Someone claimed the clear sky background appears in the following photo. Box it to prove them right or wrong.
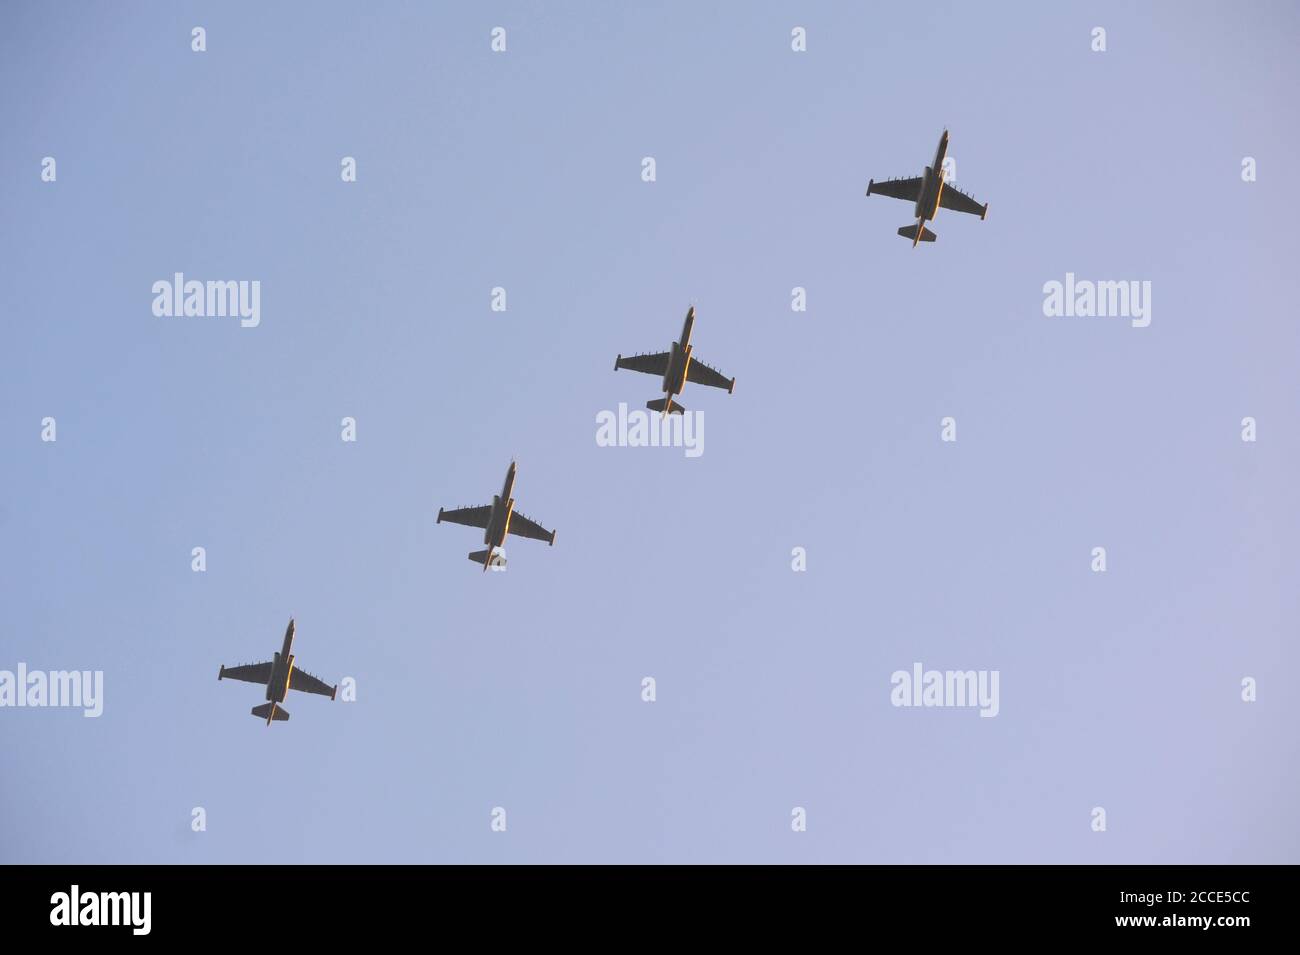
[2,1,1297,863]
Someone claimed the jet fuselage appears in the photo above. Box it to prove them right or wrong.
[914,130,950,222]
[661,307,696,398]
[265,619,296,703]
[483,462,517,548]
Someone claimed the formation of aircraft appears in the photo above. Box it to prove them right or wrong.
[219,129,988,723]
[866,129,988,247]
[615,305,735,416]
[437,459,556,571]
[218,618,337,726]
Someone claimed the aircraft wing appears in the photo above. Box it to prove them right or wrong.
[867,176,922,202]
[685,359,734,392]
[508,511,555,545]
[438,505,493,529]
[220,662,272,684]
[939,184,987,217]
[615,352,669,377]
[289,667,336,699]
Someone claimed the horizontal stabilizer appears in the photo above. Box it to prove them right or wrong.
[647,397,685,415]
[897,224,937,243]
[251,702,289,722]
[468,549,506,568]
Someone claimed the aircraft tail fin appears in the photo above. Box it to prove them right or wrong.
[897,223,937,245]
[469,549,506,570]
[647,397,685,415]
[251,702,289,724]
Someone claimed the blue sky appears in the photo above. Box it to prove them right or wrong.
[1,1,1297,863]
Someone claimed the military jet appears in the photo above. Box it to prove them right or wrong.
[217,617,337,725]
[866,129,988,247]
[614,306,735,415]
[438,460,556,571]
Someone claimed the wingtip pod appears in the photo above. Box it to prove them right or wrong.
[728,377,736,395]
[614,354,622,371]
[437,507,444,524]
[331,684,338,701]
[549,529,557,547]
[866,178,874,196]
[218,665,225,681]
[981,203,988,221]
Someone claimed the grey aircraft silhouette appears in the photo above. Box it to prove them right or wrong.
[218,617,337,725]
[614,305,735,415]
[866,129,988,246]
[438,460,556,571]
